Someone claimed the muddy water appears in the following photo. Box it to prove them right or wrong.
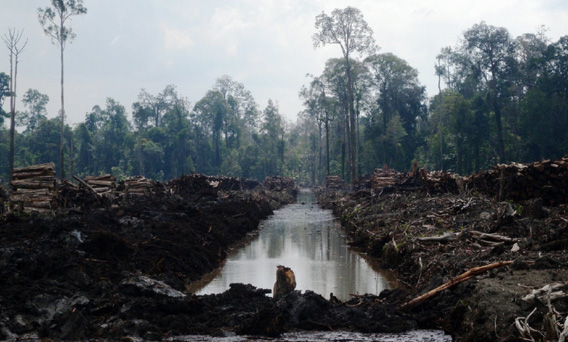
[194,189,397,301]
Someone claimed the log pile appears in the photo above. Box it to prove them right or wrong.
[326,175,347,190]
[84,174,115,194]
[9,163,57,214]
[372,169,400,191]
[117,176,164,199]
[466,156,568,205]
[369,166,460,195]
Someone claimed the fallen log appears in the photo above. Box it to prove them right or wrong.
[85,180,115,187]
[73,175,101,198]
[402,260,513,310]
[84,174,113,181]
[415,231,461,242]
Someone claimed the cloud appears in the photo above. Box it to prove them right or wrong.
[160,24,194,52]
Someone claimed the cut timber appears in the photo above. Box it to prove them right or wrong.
[84,174,113,181]
[73,175,101,198]
[12,170,56,180]
[10,194,55,202]
[402,260,513,310]
[10,180,55,190]
[85,180,114,187]
[9,163,58,215]
[11,162,55,173]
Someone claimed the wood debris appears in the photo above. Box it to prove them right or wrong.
[402,260,513,310]
[466,156,568,205]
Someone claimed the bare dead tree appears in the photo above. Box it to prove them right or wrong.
[3,28,28,177]
[38,0,87,180]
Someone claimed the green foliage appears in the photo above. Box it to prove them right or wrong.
[3,11,567,185]
[17,89,49,132]
[0,72,9,125]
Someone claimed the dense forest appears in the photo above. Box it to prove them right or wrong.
[1,6,567,186]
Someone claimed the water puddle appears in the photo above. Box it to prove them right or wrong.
[193,189,397,301]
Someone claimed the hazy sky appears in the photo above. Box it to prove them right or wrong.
[1,0,567,126]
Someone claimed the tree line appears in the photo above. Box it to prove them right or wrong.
[0,78,288,183]
[297,8,568,184]
[1,5,567,186]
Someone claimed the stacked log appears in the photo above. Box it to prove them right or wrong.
[326,176,347,190]
[371,166,460,195]
[372,169,399,191]
[84,174,115,194]
[117,176,158,199]
[9,163,57,214]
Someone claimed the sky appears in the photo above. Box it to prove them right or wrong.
[1,0,567,127]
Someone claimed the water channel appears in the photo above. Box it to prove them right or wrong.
[195,189,396,300]
[189,189,452,341]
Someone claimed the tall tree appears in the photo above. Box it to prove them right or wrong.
[365,53,426,169]
[38,0,87,180]
[3,28,27,177]
[462,22,516,162]
[313,6,376,184]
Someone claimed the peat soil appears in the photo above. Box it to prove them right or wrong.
[316,162,568,341]
[1,161,567,341]
[0,175,305,340]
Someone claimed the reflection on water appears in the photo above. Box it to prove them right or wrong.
[195,189,393,301]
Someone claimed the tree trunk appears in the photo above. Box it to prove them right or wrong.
[8,46,14,176]
[325,109,330,176]
[59,35,65,180]
[318,118,322,184]
[345,58,357,186]
[493,92,505,163]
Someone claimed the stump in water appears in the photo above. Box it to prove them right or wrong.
[273,265,296,299]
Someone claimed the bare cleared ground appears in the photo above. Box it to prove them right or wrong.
[1,161,567,341]
[317,164,568,341]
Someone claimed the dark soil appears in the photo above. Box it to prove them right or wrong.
[316,177,568,341]
[0,176,300,340]
[1,167,568,341]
